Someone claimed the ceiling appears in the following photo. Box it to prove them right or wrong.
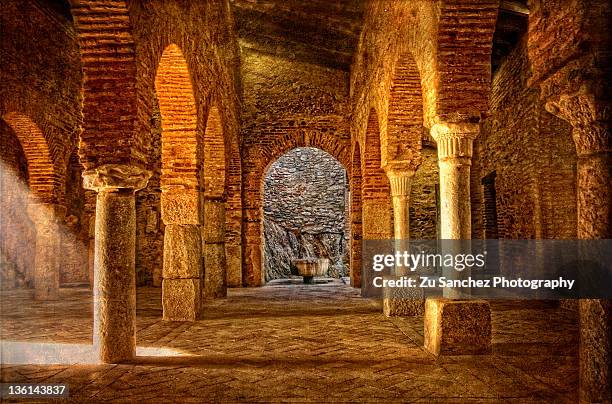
[37,0,73,21]
[230,0,364,71]
[492,0,529,72]
[37,0,528,77]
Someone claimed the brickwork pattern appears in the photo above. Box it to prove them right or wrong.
[472,39,576,240]
[240,48,351,286]
[0,285,579,402]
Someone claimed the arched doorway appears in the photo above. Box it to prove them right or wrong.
[262,147,349,284]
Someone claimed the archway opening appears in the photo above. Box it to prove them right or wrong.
[155,43,203,321]
[201,105,229,299]
[0,119,35,289]
[263,147,349,284]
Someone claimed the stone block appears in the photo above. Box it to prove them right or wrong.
[162,278,202,321]
[424,298,491,356]
[203,200,226,243]
[382,282,424,316]
[161,190,201,225]
[362,202,392,239]
[163,224,202,279]
[204,243,227,299]
[226,243,242,287]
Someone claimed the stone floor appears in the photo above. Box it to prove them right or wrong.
[1,280,578,403]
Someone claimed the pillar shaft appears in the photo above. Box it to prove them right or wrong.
[431,123,478,239]
[88,216,95,289]
[83,164,150,364]
[424,122,491,355]
[575,136,611,404]
[93,189,137,362]
[203,199,227,299]
[27,203,65,300]
[387,171,414,240]
[383,168,422,316]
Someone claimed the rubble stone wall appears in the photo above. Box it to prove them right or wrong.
[263,148,348,281]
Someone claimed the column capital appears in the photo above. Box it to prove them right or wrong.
[386,170,414,197]
[543,93,611,156]
[431,122,479,160]
[83,164,151,192]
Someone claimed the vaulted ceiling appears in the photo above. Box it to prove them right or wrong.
[230,0,364,71]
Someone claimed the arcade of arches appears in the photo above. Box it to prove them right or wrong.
[0,0,610,402]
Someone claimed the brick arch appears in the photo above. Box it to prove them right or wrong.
[350,142,363,287]
[224,116,243,287]
[362,108,393,240]
[387,51,424,160]
[155,43,200,191]
[242,132,350,286]
[259,132,350,176]
[203,105,226,199]
[69,0,144,170]
[2,112,62,204]
[435,1,498,121]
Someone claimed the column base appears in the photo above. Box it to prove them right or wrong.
[382,286,424,316]
[162,279,202,321]
[383,298,424,316]
[424,298,491,356]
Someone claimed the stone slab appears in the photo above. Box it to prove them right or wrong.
[204,243,227,299]
[162,224,202,279]
[162,278,202,321]
[424,298,492,356]
[203,200,226,243]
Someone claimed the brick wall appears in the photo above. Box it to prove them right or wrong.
[1,1,86,288]
[126,0,242,286]
[241,48,351,286]
[472,39,576,240]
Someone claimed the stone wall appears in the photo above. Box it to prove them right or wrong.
[61,151,89,285]
[136,100,163,286]
[263,148,348,281]
[410,146,438,239]
[472,39,576,240]
[240,47,351,286]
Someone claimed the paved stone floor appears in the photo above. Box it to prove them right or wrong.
[1,280,578,403]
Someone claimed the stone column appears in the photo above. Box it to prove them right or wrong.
[383,168,424,316]
[161,189,203,321]
[27,203,65,300]
[424,122,492,356]
[432,123,477,240]
[388,169,414,240]
[87,216,95,289]
[83,164,150,363]
[571,123,610,404]
[243,206,264,286]
[203,199,227,299]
